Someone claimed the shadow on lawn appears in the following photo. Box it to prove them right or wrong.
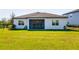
[8,29,79,32]
[28,29,79,32]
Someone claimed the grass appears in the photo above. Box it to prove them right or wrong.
[0,28,79,50]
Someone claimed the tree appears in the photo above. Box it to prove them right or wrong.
[1,18,6,28]
[10,12,15,25]
[0,20,3,28]
[8,12,16,29]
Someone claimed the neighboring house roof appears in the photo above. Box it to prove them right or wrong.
[14,12,67,19]
[63,9,79,15]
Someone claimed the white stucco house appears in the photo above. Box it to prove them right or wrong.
[13,12,68,30]
[63,9,79,26]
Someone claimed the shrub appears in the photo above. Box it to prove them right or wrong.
[8,24,16,30]
[64,26,67,30]
[8,25,12,30]
[24,25,27,29]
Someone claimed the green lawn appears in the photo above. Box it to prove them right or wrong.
[0,29,79,50]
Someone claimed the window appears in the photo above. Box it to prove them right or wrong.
[18,20,24,25]
[52,20,59,26]
[56,20,59,25]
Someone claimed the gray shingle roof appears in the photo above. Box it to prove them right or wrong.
[14,12,67,19]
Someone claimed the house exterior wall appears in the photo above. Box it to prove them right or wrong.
[13,18,67,29]
[64,12,79,25]
[45,18,67,29]
[13,19,29,29]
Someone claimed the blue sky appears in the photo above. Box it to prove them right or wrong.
[0,9,73,20]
